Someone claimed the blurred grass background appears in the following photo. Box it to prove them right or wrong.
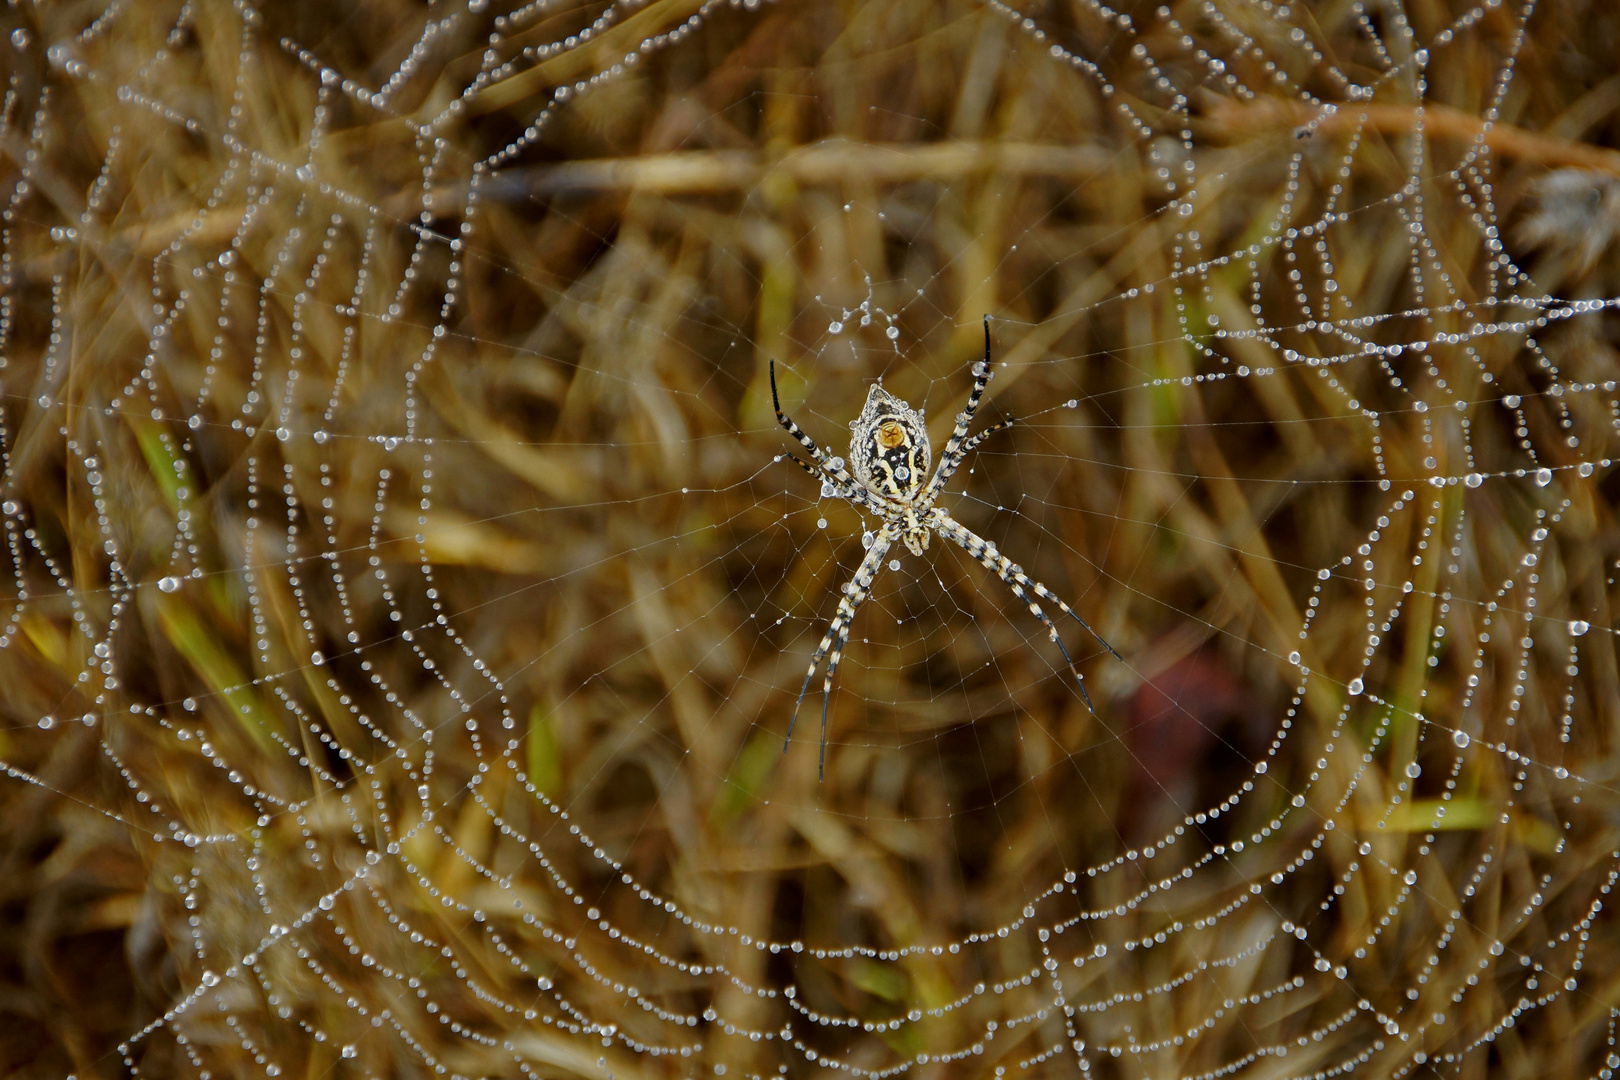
[2,0,1620,1077]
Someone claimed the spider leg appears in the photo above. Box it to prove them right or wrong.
[783,451,822,479]
[931,510,1119,713]
[770,360,861,485]
[787,524,896,780]
[923,315,1000,501]
[928,416,1014,493]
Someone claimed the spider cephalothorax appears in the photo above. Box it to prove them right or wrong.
[769,316,1121,779]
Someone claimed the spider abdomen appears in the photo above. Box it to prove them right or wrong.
[849,384,930,500]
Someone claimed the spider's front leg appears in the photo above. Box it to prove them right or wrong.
[923,315,1009,501]
[787,522,896,780]
[930,509,1120,713]
[771,359,858,487]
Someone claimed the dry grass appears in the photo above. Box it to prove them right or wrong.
[2,1,1620,1078]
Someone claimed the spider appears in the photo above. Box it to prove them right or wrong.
[771,316,1120,779]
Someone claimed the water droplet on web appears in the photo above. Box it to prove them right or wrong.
[201,970,220,987]
[1554,766,1569,779]
[1318,567,1331,580]
[888,559,900,571]
[1569,620,1590,636]
[820,480,836,498]
[1405,762,1421,779]
[1454,730,1471,749]
[158,575,181,593]
[1464,472,1482,487]
[816,517,827,529]
[38,715,55,730]
[313,429,329,444]
[340,1046,357,1059]
[1535,468,1552,487]
[885,326,899,340]
[11,28,29,50]
[1503,394,1521,408]
[829,321,843,334]
[2,500,17,516]
[1347,677,1363,696]
[1288,651,1301,665]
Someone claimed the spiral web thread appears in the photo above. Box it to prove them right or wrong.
[2,0,1620,1078]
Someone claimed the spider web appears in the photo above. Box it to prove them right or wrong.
[2,0,1620,1078]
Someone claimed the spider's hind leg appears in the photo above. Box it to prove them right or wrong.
[931,510,1118,713]
[785,525,895,780]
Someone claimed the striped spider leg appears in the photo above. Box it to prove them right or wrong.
[786,522,895,780]
[920,315,1013,503]
[769,317,1119,779]
[927,508,1120,713]
[770,359,875,513]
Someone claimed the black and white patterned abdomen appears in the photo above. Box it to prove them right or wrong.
[848,384,930,501]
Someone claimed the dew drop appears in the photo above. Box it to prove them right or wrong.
[820,480,836,498]
[158,576,181,593]
[1535,468,1552,487]
[1347,677,1364,696]
[10,28,28,50]
[1569,620,1590,636]
[37,715,55,730]
[1503,394,1521,408]
[276,426,291,441]
[1453,730,1470,749]
[1288,651,1301,665]
[816,517,828,529]
[1464,472,1483,488]
[313,430,329,444]
[1405,762,1421,779]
